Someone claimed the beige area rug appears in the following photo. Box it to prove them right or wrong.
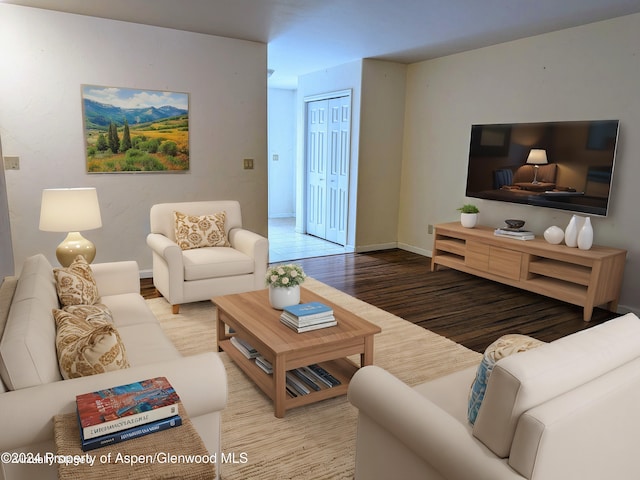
[148,278,482,480]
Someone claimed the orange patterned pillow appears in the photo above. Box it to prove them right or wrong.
[174,210,230,250]
[53,255,99,306]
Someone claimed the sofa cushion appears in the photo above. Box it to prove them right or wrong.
[53,255,99,306]
[54,308,129,379]
[174,210,230,250]
[101,293,160,328]
[182,247,254,281]
[116,323,181,366]
[0,254,62,390]
[473,313,640,458]
[468,334,544,424]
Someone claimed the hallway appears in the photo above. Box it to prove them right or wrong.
[268,217,348,264]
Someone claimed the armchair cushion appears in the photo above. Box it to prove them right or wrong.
[182,247,254,281]
[174,210,230,250]
[53,255,100,306]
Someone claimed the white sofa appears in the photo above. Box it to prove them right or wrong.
[348,313,640,480]
[0,254,227,480]
[147,200,268,313]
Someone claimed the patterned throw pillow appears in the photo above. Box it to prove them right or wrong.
[54,308,129,379]
[53,255,99,306]
[62,303,114,324]
[468,334,545,425]
[174,210,230,250]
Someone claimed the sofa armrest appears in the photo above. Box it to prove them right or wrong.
[348,366,522,480]
[91,261,140,296]
[0,352,226,452]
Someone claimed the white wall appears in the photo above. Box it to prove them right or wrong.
[399,13,640,313]
[267,88,296,218]
[357,60,406,251]
[0,4,267,275]
[0,137,14,279]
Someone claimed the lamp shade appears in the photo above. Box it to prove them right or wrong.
[39,188,102,232]
[526,149,548,165]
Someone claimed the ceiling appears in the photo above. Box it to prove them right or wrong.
[5,0,640,88]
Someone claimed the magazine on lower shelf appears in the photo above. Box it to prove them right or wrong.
[254,357,341,391]
[76,377,180,440]
[230,336,259,359]
[79,414,182,451]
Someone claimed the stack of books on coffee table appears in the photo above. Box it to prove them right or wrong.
[75,376,181,451]
[280,302,337,333]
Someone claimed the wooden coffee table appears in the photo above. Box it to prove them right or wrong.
[213,287,381,418]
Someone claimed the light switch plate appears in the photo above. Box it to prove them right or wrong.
[3,156,19,170]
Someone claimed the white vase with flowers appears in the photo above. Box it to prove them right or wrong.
[265,263,306,310]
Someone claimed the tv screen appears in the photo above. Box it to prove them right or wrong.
[465,120,619,216]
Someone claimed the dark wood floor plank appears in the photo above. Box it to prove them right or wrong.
[142,249,620,353]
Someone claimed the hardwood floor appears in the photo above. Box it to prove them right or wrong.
[142,249,620,353]
[293,250,618,353]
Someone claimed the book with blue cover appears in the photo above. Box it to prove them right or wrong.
[79,414,182,451]
[283,302,333,320]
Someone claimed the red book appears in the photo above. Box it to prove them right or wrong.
[76,377,180,440]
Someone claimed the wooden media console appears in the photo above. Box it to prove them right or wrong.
[431,222,626,321]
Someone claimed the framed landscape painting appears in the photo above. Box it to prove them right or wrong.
[82,85,189,173]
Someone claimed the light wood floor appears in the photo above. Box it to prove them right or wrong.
[142,249,619,353]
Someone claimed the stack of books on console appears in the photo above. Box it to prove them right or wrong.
[494,228,535,241]
[75,376,181,451]
[280,302,337,333]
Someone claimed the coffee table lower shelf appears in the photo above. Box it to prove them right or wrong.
[220,338,359,416]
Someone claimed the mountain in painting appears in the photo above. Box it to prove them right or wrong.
[83,98,187,129]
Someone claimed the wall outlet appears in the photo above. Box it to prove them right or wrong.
[428,224,433,234]
[243,158,254,170]
[3,156,19,170]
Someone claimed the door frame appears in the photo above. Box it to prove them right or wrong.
[302,89,352,243]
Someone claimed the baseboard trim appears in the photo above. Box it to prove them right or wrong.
[397,243,431,258]
[139,269,153,279]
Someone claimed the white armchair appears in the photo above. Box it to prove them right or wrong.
[348,313,640,480]
[146,200,268,313]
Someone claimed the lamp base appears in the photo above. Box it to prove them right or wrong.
[531,165,540,184]
[56,232,96,267]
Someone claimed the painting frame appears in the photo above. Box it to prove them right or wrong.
[81,85,190,173]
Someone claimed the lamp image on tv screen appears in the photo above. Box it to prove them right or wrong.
[464,120,620,216]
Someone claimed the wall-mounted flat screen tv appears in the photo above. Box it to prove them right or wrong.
[465,120,619,216]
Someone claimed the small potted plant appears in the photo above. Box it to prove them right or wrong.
[457,204,479,228]
[265,263,307,309]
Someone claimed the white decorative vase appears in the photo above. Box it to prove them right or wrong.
[564,215,585,248]
[543,226,564,244]
[460,213,478,228]
[269,285,300,310]
[577,217,594,250]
